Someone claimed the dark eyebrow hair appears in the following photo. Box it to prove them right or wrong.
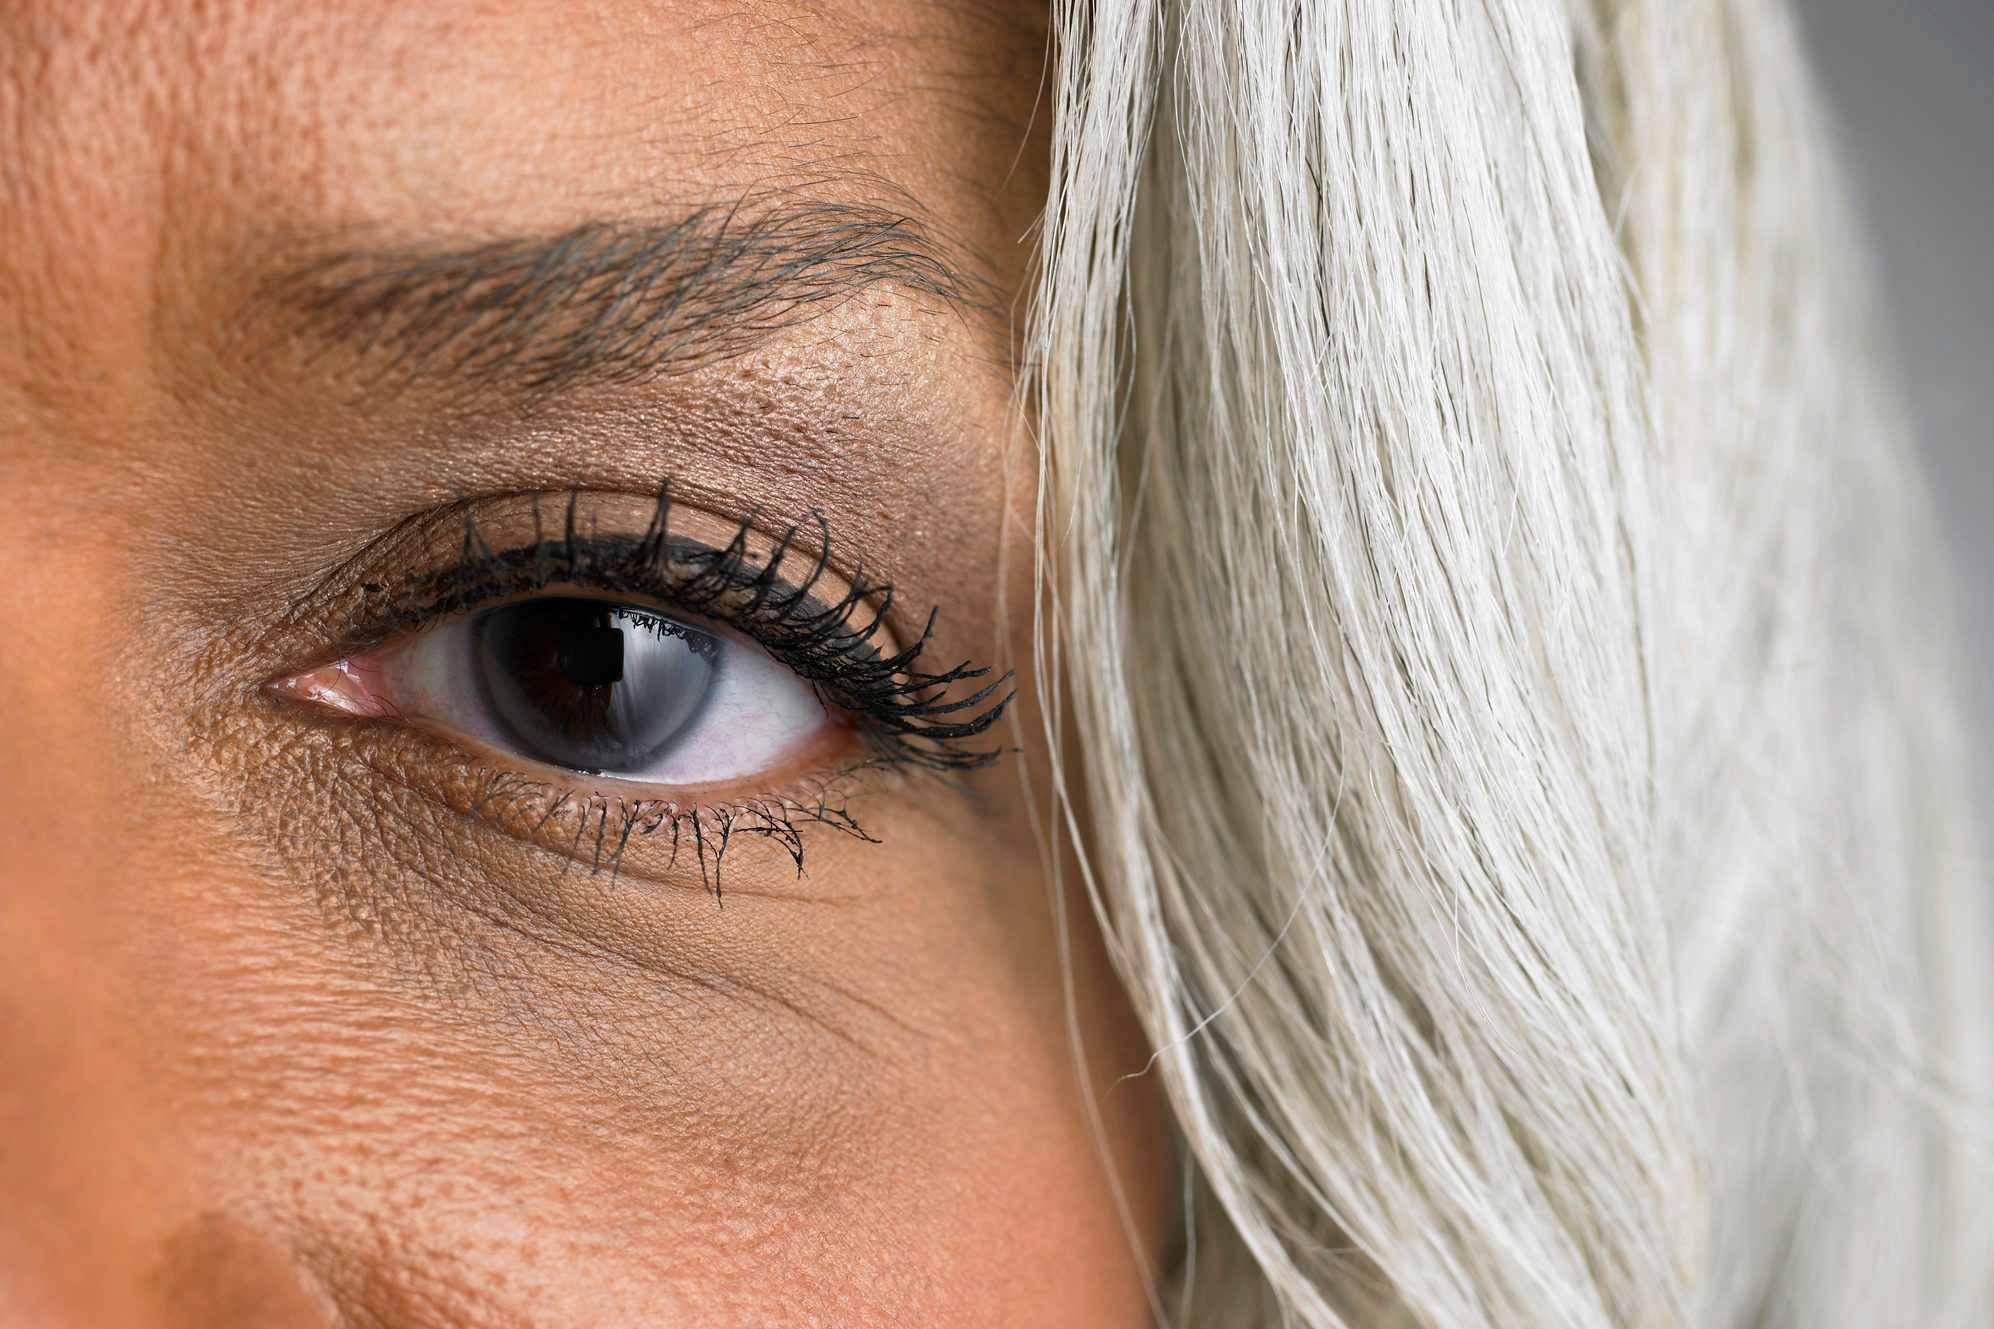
[250,200,987,401]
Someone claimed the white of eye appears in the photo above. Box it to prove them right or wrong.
[371,597,832,786]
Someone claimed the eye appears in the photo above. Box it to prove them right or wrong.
[294,596,836,786]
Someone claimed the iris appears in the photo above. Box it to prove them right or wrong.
[472,600,719,774]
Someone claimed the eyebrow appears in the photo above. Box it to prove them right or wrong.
[245,200,986,403]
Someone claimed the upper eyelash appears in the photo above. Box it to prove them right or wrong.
[345,482,1015,774]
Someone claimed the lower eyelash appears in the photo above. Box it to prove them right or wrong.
[395,732,899,901]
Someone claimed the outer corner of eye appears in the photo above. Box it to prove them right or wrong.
[265,657,397,720]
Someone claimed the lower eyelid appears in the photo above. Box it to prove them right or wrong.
[308,703,889,891]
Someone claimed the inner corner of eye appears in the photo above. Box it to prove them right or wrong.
[267,657,396,720]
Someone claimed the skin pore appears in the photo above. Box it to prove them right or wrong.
[0,2,1171,1325]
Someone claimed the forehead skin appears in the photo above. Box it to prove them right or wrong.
[0,4,1169,1327]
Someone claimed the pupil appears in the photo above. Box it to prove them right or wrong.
[557,623,624,687]
[470,598,719,774]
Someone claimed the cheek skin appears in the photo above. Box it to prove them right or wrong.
[3,550,1167,1328]
[0,535,197,1325]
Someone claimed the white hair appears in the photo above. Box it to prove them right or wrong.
[1029,1,1994,1325]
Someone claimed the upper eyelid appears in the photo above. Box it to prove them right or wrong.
[347,530,894,668]
[337,492,872,639]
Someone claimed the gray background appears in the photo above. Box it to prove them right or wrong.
[1797,0,1992,835]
